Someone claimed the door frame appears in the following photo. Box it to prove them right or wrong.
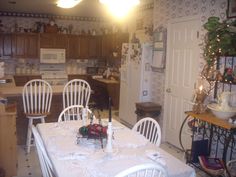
[162,15,201,143]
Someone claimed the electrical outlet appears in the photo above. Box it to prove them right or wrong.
[143,90,148,96]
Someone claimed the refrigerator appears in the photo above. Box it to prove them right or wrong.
[119,43,153,127]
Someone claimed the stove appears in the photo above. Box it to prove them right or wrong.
[40,64,68,85]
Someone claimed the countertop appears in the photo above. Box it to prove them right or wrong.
[0,85,64,97]
[0,76,119,97]
[92,78,119,84]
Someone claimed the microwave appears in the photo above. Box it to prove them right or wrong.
[40,48,66,63]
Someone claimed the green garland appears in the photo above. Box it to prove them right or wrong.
[203,17,236,66]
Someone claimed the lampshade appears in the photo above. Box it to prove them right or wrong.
[57,0,82,8]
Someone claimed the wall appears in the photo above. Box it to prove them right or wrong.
[126,0,154,43]
[151,0,228,129]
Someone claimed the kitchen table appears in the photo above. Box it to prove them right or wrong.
[37,120,196,177]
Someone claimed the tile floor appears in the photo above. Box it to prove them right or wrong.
[15,110,210,177]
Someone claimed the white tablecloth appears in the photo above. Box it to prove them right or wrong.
[37,120,196,177]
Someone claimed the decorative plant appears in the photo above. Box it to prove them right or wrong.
[200,17,236,96]
[203,17,236,66]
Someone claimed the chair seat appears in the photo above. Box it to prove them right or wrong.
[26,112,50,118]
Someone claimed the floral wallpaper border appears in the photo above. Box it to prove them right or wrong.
[138,2,154,11]
[0,11,105,22]
[0,2,154,22]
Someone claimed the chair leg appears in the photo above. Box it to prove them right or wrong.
[41,117,45,123]
[26,118,33,154]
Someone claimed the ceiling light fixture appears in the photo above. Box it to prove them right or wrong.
[57,0,82,8]
[99,0,140,18]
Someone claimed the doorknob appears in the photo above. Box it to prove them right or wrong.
[166,88,171,93]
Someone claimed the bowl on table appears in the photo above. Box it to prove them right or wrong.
[207,103,236,120]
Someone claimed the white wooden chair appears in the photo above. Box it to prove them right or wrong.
[114,163,168,177]
[63,79,91,109]
[58,105,95,122]
[132,117,161,147]
[22,79,52,153]
[31,125,56,177]
[226,159,236,177]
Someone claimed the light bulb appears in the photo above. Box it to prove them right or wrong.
[57,0,82,8]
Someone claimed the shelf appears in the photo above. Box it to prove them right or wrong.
[185,111,236,130]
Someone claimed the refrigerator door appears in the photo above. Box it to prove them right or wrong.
[119,43,130,123]
[119,43,153,127]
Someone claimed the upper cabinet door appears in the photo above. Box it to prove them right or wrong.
[12,33,39,59]
[0,33,12,58]
[68,35,80,59]
[13,34,25,57]
[40,33,54,48]
[54,34,68,49]
[101,34,112,60]
[40,33,68,50]
[79,35,89,59]
[26,34,39,58]
[89,36,101,59]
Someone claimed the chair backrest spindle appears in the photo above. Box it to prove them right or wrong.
[132,117,161,147]
[23,79,52,116]
[58,105,95,122]
[63,79,91,109]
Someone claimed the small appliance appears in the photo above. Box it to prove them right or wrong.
[40,48,66,64]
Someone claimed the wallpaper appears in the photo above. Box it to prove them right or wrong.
[151,0,228,127]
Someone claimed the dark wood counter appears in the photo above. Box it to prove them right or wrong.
[91,78,120,110]
[0,104,17,177]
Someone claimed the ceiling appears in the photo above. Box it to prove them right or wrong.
[0,0,108,18]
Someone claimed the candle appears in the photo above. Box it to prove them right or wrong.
[109,97,112,122]
[199,85,203,94]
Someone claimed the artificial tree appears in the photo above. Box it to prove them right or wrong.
[200,17,236,95]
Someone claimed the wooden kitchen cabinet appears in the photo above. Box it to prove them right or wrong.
[0,33,12,58]
[68,35,101,59]
[101,34,112,60]
[79,35,90,58]
[91,78,120,109]
[101,33,129,60]
[14,75,42,86]
[112,33,129,59]
[89,35,101,59]
[68,34,80,59]
[0,104,17,177]
[40,33,68,50]
[54,34,68,49]
[12,33,39,59]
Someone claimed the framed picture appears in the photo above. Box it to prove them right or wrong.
[227,0,236,18]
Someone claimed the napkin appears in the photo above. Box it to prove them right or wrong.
[58,152,89,160]
[145,149,166,166]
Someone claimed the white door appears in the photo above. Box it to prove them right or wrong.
[163,16,200,149]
